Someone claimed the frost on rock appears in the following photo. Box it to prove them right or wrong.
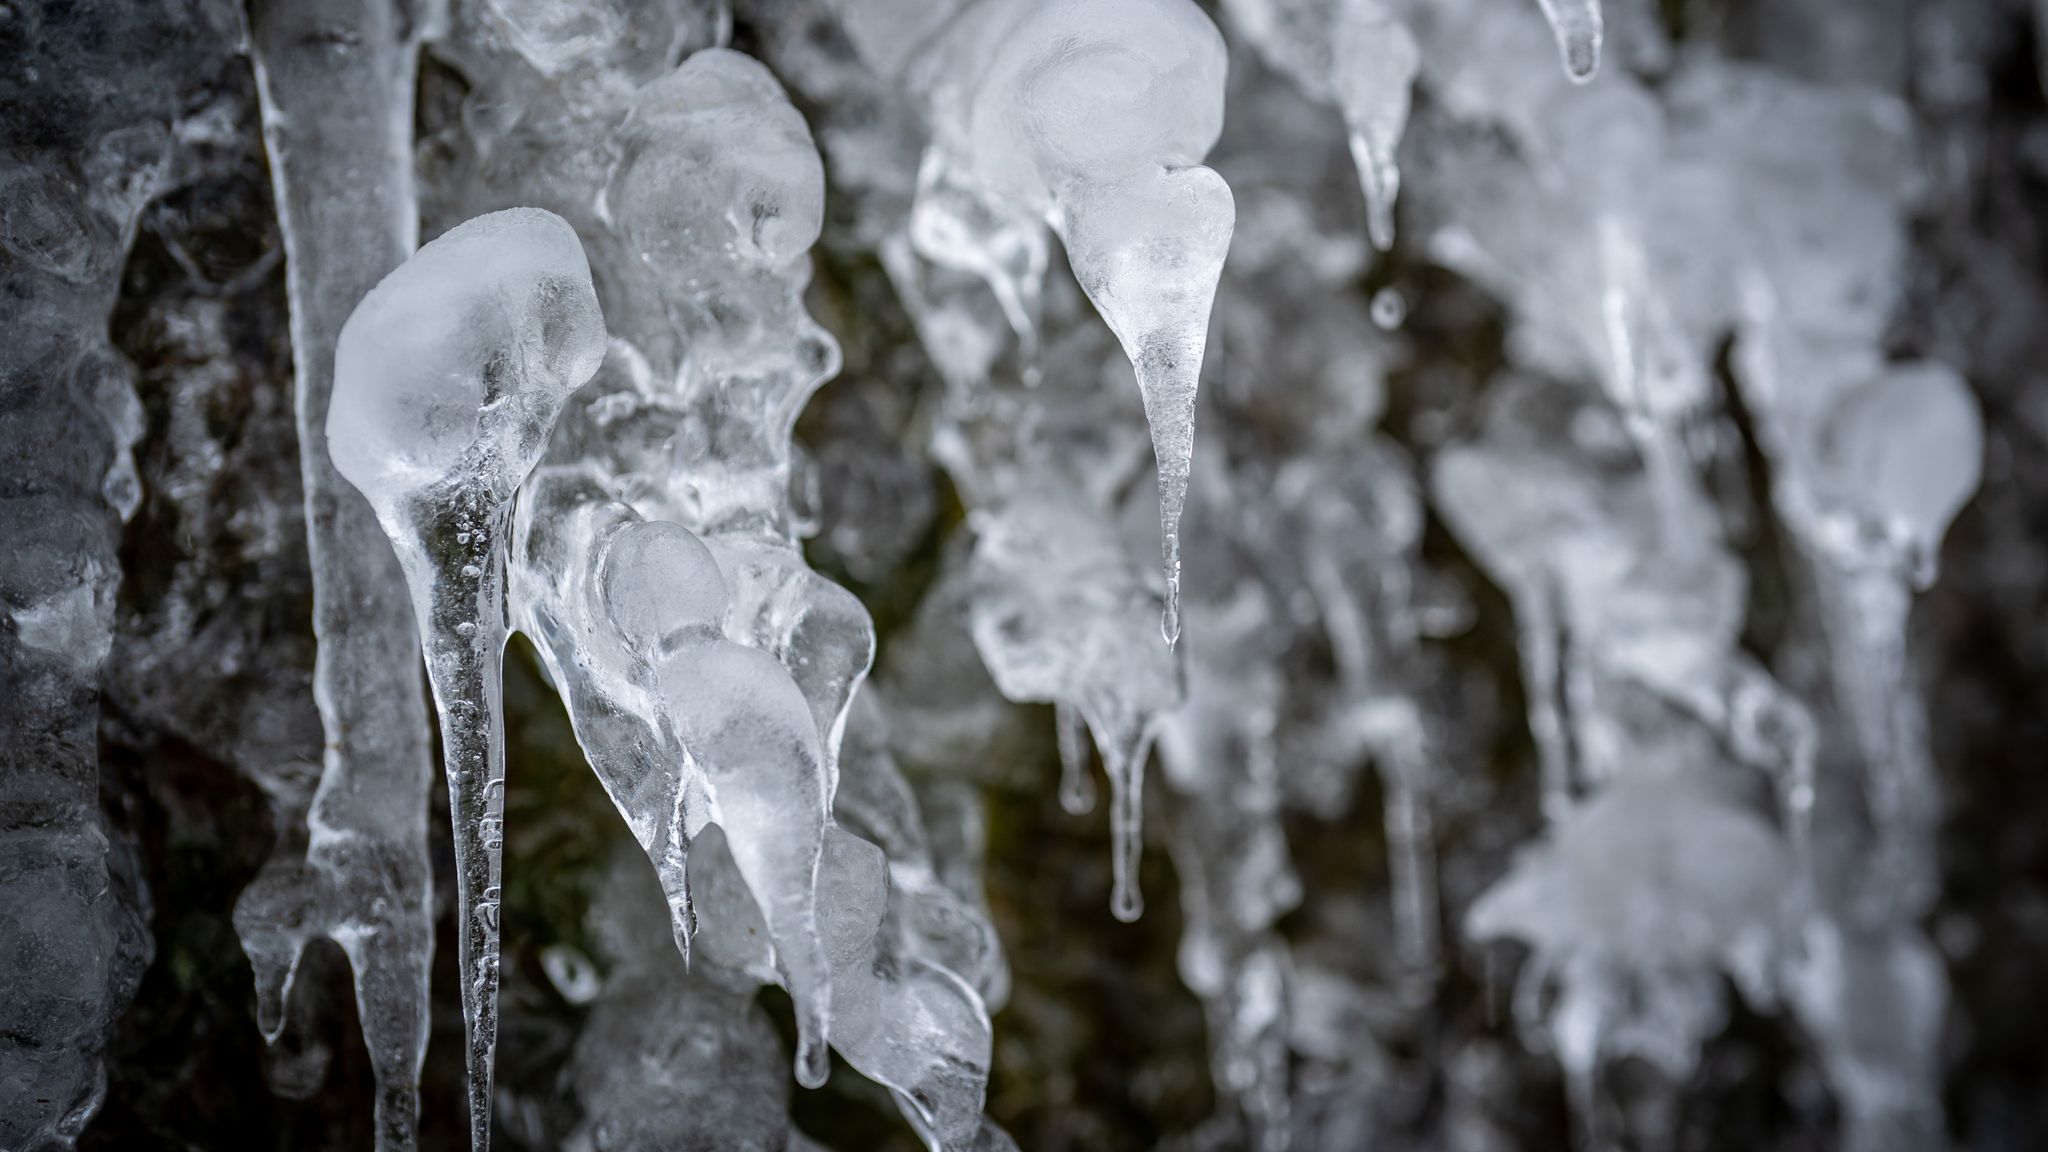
[0,0,235,1143]
[328,206,607,1149]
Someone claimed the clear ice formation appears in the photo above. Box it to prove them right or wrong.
[875,0,1239,648]
[1220,0,1420,250]
[10,0,2014,1149]
[1467,772,1795,1133]
[328,206,608,1150]
[419,21,1008,1145]
[231,2,444,1147]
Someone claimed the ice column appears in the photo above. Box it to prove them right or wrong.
[232,3,444,1147]
[327,207,606,1151]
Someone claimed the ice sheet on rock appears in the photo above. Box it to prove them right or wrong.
[329,206,606,1150]
[0,0,234,1141]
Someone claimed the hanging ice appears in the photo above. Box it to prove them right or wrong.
[1220,0,1420,250]
[327,206,607,1151]
[232,2,445,1147]
[1468,772,1795,1136]
[904,0,1238,646]
[1533,0,1603,82]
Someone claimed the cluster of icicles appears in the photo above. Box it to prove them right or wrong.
[218,0,1986,1150]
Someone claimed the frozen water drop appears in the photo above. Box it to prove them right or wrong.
[1371,287,1407,330]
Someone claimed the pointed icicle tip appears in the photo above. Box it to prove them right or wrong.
[1537,0,1604,83]
[796,1032,832,1090]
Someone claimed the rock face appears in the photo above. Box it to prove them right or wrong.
[8,2,2048,1152]
[1,1,240,1145]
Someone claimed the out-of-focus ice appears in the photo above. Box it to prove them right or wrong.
[875,0,1238,647]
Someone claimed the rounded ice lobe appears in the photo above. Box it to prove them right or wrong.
[952,0,1228,208]
[1815,362,1983,574]
[609,49,827,277]
[600,519,730,654]
[328,208,606,511]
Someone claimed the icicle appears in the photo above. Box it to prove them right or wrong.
[1332,0,1420,251]
[908,0,1237,649]
[603,520,838,1089]
[236,1,444,1146]
[1086,711,1156,922]
[1058,165,1234,650]
[1534,0,1604,83]
[327,208,606,1150]
[1055,702,1098,815]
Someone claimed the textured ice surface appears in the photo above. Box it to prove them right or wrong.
[0,0,236,1142]
[232,3,444,1146]
[10,1,2022,1149]
[898,0,1238,647]
[330,206,606,1150]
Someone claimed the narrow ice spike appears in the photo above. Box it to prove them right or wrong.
[328,207,606,1151]
[236,1,443,1145]
[1086,711,1156,922]
[1055,702,1098,815]
[1332,0,1421,251]
[1058,167,1235,650]
[1535,0,1604,82]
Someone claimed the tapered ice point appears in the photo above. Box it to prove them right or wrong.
[1060,167,1234,652]
[602,520,836,1091]
[1536,0,1604,83]
[329,207,606,1152]
[1087,712,1155,923]
[921,0,1235,651]
[1055,702,1098,815]
[1332,0,1420,251]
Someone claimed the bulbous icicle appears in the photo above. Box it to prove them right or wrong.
[329,208,607,1151]
[1535,0,1604,82]
[941,0,1236,649]
[1331,0,1420,251]
[1059,166,1235,647]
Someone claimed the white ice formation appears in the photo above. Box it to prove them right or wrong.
[5,0,2014,1150]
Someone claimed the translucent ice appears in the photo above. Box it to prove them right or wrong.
[1222,0,1420,249]
[329,206,606,1150]
[907,0,1238,646]
[1533,0,1603,82]
[234,2,445,1145]
[1469,773,1794,1130]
